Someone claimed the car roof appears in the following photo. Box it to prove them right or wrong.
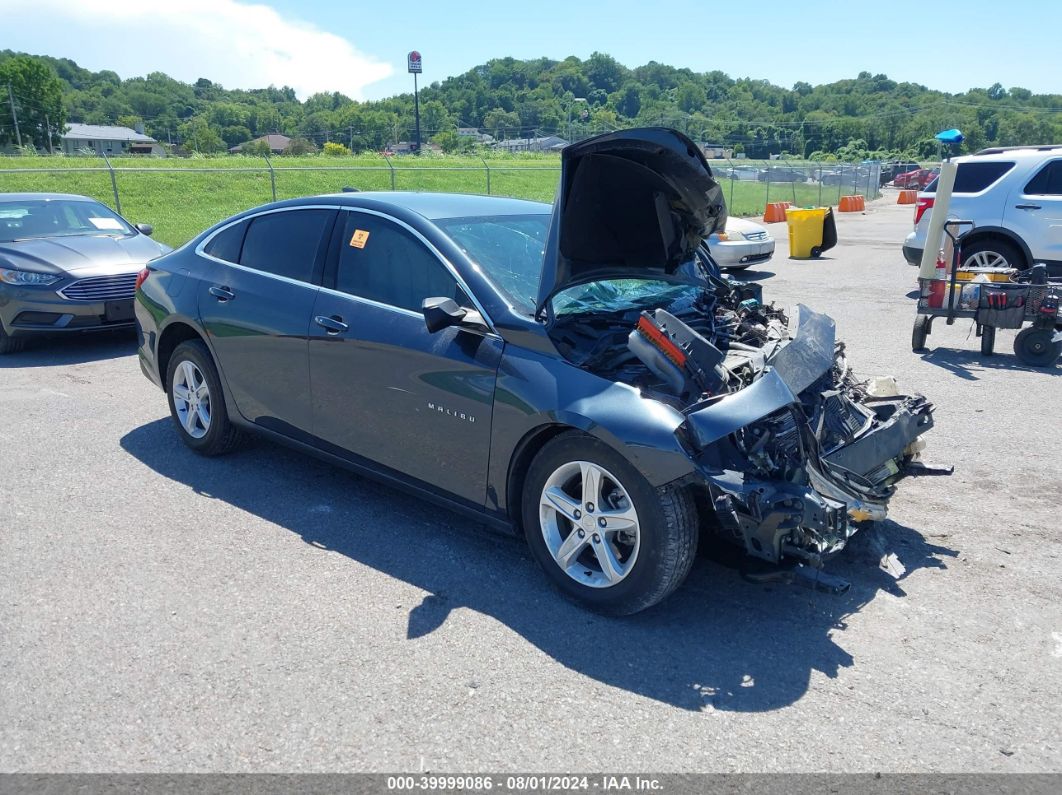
[311,191,552,220]
[0,193,102,202]
[958,147,1062,163]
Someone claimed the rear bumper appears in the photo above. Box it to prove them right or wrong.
[0,283,136,337]
[902,244,923,266]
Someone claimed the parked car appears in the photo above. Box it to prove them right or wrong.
[136,128,935,615]
[723,165,762,181]
[0,193,170,354]
[706,217,775,270]
[758,166,807,183]
[893,168,938,190]
[903,145,1062,276]
[819,167,872,187]
[880,160,922,186]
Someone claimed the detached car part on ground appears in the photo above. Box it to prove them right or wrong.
[136,128,937,615]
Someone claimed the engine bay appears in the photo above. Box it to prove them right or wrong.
[546,258,936,566]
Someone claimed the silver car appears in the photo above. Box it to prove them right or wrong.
[706,217,776,270]
[0,193,170,353]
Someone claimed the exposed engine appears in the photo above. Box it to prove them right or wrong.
[548,267,936,567]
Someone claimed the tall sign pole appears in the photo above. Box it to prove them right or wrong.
[408,50,422,154]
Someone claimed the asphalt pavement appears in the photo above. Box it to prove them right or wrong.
[1,195,1060,772]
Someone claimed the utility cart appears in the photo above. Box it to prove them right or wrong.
[912,220,1062,367]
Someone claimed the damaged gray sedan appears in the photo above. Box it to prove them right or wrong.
[137,127,935,615]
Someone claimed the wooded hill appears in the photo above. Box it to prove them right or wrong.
[2,49,1060,158]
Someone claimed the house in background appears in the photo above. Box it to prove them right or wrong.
[700,143,733,159]
[492,135,568,153]
[228,134,291,154]
[456,127,494,145]
[61,123,164,156]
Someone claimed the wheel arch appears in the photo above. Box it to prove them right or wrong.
[960,227,1032,268]
[500,413,698,528]
[505,423,576,531]
[157,320,208,389]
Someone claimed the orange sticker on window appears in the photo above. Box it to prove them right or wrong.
[350,229,370,248]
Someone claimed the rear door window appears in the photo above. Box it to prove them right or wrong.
[240,209,336,283]
[922,161,1014,194]
[1023,160,1062,195]
[203,220,248,263]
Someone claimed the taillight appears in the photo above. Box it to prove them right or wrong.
[914,197,934,226]
[135,267,151,291]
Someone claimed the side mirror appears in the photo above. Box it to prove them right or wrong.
[422,297,467,333]
[135,223,154,236]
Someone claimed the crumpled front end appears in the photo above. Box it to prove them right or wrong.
[684,305,934,565]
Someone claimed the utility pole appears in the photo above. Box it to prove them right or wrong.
[7,84,22,148]
[44,113,53,154]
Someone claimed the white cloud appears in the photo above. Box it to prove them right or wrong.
[0,0,393,100]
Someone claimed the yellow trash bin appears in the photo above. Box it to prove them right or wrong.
[786,207,837,259]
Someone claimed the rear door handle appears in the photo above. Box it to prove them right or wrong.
[314,315,348,334]
[209,285,235,301]
[1014,204,1042,210]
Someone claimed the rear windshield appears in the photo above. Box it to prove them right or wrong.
[923,161,1015,194]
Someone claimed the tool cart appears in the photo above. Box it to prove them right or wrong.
[912,220,1062,366]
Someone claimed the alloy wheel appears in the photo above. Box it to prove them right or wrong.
[171,360,212,439]
[964,250,1009,269]
[538,460,641,588]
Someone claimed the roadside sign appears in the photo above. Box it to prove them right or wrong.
[407,51,422,74]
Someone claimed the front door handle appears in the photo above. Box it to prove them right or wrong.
[1015,204,1042,210]
[314,314,348,334]
[209,285,235,301]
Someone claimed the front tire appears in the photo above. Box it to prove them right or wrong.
[521,433,698,615]
[0,324,25,355]
[166,339,244,455]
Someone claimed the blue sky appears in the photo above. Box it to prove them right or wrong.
[2,0,1059,101]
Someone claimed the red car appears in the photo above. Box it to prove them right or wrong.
[893,168,938,189]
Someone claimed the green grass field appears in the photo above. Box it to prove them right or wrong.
[0,154,876,247]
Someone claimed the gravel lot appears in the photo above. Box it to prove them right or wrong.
[1,196,1059,773]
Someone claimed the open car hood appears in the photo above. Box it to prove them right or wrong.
[537,128,727,314]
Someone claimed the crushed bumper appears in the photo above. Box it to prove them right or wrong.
[683,304,936,565]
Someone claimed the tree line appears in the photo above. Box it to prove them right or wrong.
[2,49,1060,158]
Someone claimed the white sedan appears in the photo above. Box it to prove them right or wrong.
[706,217,775,270]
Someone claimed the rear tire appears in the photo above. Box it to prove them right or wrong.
[0,324,25,355]
[166,339,244,455]
[521,432,698,615]
[961,238,1024,271]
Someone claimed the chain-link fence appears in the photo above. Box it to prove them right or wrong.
[708,159,883,212]
[0,154,883,247]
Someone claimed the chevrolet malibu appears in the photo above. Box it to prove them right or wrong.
[136,129,935,614]
[0,193,170,353]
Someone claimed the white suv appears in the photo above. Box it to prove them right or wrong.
[903,146,1062,276]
